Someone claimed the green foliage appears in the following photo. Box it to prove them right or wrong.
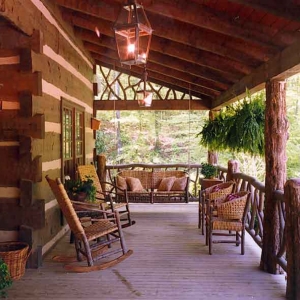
[200,163,218,179]
[0,259,12,298]
[198,91,265,156]
[64,176,97,202]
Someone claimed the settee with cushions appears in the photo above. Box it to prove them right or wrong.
[114,170,190,203]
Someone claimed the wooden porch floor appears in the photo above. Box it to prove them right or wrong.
[7,204,286,300]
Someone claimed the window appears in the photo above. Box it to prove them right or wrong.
[61,99,85,180]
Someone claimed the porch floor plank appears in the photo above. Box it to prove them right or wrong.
[7,203,286,300]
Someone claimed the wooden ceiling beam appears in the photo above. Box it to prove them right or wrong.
[56,0,291,50]
[94,99,209,111]
[82,37,233,88]
[226,0,300,23]
[59,6,270,65]
[213,37,300,109]
[139,0,295,48]
[84,42,228,97]
[92,53,216,99]
[146,12,277,62]
[75,28,244,85]
[74,26,252,76]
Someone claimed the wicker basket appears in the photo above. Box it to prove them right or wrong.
[0,242,31,280]
[217,191,249,220]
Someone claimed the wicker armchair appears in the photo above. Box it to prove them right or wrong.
[77,164,135,228]
[198,181,235,234]
[46,175,133,272]
[206,191,250,255]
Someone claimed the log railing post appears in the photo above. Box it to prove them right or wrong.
[285,179,300,300]
[96,154,107,191]
[261,79,288,274]
[227,160,240,182]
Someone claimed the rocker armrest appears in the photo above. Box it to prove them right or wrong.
[71,200,109,214]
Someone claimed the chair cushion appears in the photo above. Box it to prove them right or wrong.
[116,175,127,190]
[171,176,187,191]
[158,177,176,191]
[126,177,145,191]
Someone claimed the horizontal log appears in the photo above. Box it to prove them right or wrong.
[94,99,209,111]
[31,51,93,105]
[0,70,42,97]
[0,114,45,139]
[0,199,45,230]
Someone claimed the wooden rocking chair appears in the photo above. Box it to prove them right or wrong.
[46,175,133,272]
[77,164,135,228]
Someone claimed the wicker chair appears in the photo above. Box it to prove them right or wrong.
[46,175,133,272]
[77,164,135,228]
[206,191,250,255]
[198,181,235,234]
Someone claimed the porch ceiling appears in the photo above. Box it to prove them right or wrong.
[54,0,300,110]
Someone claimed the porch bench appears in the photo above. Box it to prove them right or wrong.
[115,170,189,203]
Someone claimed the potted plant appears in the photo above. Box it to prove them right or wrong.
[64,176,97,202]
[200,163,218,179]
[0,258,12,298]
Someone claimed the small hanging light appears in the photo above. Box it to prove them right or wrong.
[137,67,153,107]
[114,0,152,66]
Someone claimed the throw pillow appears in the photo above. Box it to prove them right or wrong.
[126,177,144,191]
[171,176,187,191]
[224,193,240,202]
[116,175,127,190]
[211,185,221,192]
[158,177,176,191]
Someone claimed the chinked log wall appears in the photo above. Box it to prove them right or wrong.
[0,0,94,267]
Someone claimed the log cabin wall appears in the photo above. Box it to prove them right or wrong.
[0,0,95,267]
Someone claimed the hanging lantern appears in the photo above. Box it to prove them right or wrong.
[137,67,153,107]
[114,0,152,65]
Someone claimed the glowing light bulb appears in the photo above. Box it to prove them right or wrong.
[128,43,135,53]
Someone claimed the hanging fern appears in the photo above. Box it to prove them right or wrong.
[198,91,265,156]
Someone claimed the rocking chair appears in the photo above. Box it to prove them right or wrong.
[77,164,135,228]
[46,175,133,272]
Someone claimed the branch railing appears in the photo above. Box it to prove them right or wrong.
[218,166,287,272]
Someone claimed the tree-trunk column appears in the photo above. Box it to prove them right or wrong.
[207,110,219,165]
[260,79,288,273]
[285,179,300,299]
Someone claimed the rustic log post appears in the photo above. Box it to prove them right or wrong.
[227,160,240,182]
[97,154,107,190]
[285,179,300,299]
[207,110,219,165]
[260,79,288,274]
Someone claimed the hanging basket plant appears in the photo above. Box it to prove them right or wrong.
[197,91,265,156]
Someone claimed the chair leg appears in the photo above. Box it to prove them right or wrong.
[115,211,128,254]
[74,239,83,262]
[82,238,94,266]
[236,231,240,246]
[208,226,212,255]
[241,229,245,255]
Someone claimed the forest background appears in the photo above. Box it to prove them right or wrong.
[95,73,300,182]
